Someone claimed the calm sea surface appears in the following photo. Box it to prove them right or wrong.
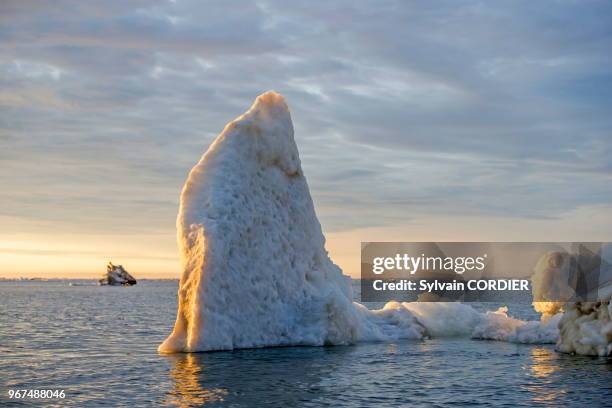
[0,280,610,407]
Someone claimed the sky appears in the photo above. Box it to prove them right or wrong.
[1,0,611,278]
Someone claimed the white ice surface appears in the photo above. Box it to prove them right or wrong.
[557,300,611,356]
[159,92,562,353]
[531,249,611,356]
[160,91,373,352]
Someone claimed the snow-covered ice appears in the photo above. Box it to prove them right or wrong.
[471,307,560,344]
[531,249,612,356]
[159,91,564,353]
[160,91,369,352]
[557,301,611,356]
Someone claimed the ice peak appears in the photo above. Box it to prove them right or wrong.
[222,91,298,176]
[240,90,290,125]
[253,90,287,110]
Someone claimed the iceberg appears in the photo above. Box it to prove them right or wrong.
[557,300,612,356]
[159,91,428,352]
[159,91,565,353]
[99,262,137,286]
[532,249,612,356]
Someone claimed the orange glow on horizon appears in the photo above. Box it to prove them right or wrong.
[0,234,181,279]
[2,204,612,279]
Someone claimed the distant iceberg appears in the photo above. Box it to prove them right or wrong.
[99,262,137,286]
[159,92,569,353]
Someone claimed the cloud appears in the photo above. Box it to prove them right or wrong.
[0,0,611,243]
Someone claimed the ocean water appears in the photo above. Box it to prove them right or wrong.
[0,280,610,407]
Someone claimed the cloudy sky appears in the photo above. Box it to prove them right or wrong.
[1,0,611,277]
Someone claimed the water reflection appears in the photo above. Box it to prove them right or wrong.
[163,346,354,407]
[165,353,228,406]
[524,347,567,404]
[529,347,559,378]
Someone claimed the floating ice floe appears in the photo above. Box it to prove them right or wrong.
[160,92,566,353]
[557,301,612,356]
[531,249,612,356]
[159,91,366,352]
